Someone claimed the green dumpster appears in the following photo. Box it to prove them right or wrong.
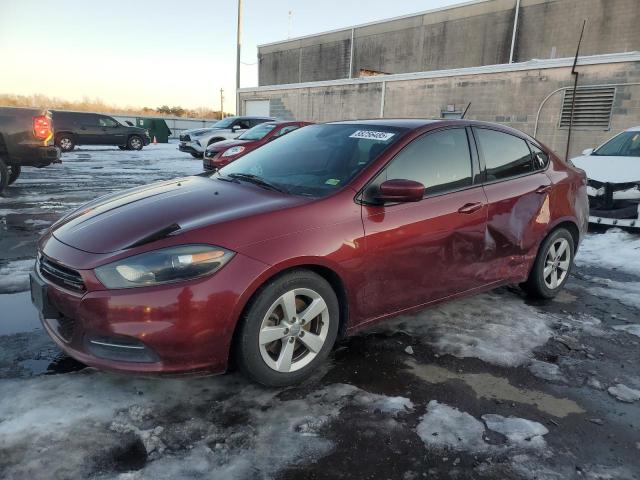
[135,117,172,143]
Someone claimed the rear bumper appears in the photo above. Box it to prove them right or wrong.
[13,145,61,167]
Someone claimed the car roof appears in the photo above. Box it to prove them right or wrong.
[625,126,640,132]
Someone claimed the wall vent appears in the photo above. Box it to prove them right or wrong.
[559,87,615,130]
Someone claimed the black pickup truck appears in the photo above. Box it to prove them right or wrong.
[0,107,60,194]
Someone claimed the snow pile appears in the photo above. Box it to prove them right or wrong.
[0,259,34,293]
[0,371,412,479]
[378,292,554,367]
[416,401,549,454]
[576,229,640,274]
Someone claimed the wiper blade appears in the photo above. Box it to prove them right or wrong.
[215,173,240,184]
[228,173,288,193]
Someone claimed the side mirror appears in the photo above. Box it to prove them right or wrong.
[231,125,241,131]
[376,179,425,203]
[582,148,594,156]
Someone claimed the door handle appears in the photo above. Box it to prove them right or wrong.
[535,185,552,194]
[457,202,483,214]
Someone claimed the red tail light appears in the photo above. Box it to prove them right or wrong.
[33,115,52,140]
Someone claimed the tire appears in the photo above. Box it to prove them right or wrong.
[127,135,143,151]
[118,146,127,151]
[8,165,21,185]
[57,134,75,152]
[521,228,575,299]
[0,157,8,195]
[190,152,203,159]
[235,269,340,387]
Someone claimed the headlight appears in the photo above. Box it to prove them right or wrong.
[222,146,245,157]
[95,245,234,289]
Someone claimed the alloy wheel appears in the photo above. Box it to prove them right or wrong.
[130,137,142,150]
[258,288,330,373]
[59,138,72,150]
[543,238,571,289]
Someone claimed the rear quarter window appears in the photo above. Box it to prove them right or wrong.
[474,128,533,181]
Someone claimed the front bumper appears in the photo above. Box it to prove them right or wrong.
[179,141,204,155]
[33,238,269,375]
[587,179,640,228]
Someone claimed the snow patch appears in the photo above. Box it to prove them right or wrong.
[576,229,640,275]
[528,360,566,383]
[0,259,34,293]
[583,276,640,310]
[416,401,549,455]
[607,383,640,403]
[613,324,640,338]
[378,292,554,367]
[481,414,548,449]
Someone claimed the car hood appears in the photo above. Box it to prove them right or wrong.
[51,176,307,254]
[571,155,640,183]
[208,139,253,151]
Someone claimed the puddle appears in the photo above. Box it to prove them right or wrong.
[408,361,584,418]
[0,292,42,335]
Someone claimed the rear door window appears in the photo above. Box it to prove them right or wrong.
[474,128,533,181]
[385,128,473,196]
[79,114,99,127]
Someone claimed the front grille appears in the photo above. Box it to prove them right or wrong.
[180,134,191,142]
[39,255,85,292]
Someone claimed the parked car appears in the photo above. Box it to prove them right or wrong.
[571,126,640,228]
[31,119,587,386]
[178,116,275,158]
[203,121,312,170]
[51,111,151,152]
[0,107,60,194]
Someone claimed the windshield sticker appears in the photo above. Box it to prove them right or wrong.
[349,130,395,141]
[325,178,340,186]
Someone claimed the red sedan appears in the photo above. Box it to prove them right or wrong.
[203,121,312,171]
[31,119,588,386]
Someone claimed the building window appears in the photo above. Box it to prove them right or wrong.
[559,87,615,130]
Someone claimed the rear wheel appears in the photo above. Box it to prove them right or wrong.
[0,157,8,195]
[521,228,574,299]
[235,270,340,387]
[8,165,21,185]
[57,134,75,152]
[127,135,143,151]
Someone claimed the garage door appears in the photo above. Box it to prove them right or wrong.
[245,100,270,117]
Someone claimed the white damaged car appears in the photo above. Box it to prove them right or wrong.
[571,126,640,228]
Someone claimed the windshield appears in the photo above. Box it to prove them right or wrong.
[212,117,236,128]
[238,123,277,141]
[218,124,407,197]
[594,131,640,157]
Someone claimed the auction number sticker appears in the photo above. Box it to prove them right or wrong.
[349,130,395,141]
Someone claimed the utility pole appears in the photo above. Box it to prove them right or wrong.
[220,88,224,119]
[236,0,243,116]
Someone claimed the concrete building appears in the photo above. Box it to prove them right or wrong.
[239,0,640,158]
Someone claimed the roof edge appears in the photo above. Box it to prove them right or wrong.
[257,0,490,49]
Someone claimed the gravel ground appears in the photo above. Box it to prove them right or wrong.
[0,144,639,480]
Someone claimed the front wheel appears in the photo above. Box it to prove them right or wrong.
[8,165,21,185]
[521,228,574,299]
[127,135,143,151]
[235,270,340,387]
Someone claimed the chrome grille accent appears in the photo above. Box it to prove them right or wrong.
[39,255,85,292]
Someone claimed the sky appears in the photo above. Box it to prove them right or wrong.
[0,0,469,112]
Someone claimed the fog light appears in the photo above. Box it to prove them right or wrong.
[86,336,158,363]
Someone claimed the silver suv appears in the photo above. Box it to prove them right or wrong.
[178,116,275,158]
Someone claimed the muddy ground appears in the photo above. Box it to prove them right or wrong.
[0,144,639,480]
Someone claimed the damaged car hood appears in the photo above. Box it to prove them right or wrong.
[571,155,640,183]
